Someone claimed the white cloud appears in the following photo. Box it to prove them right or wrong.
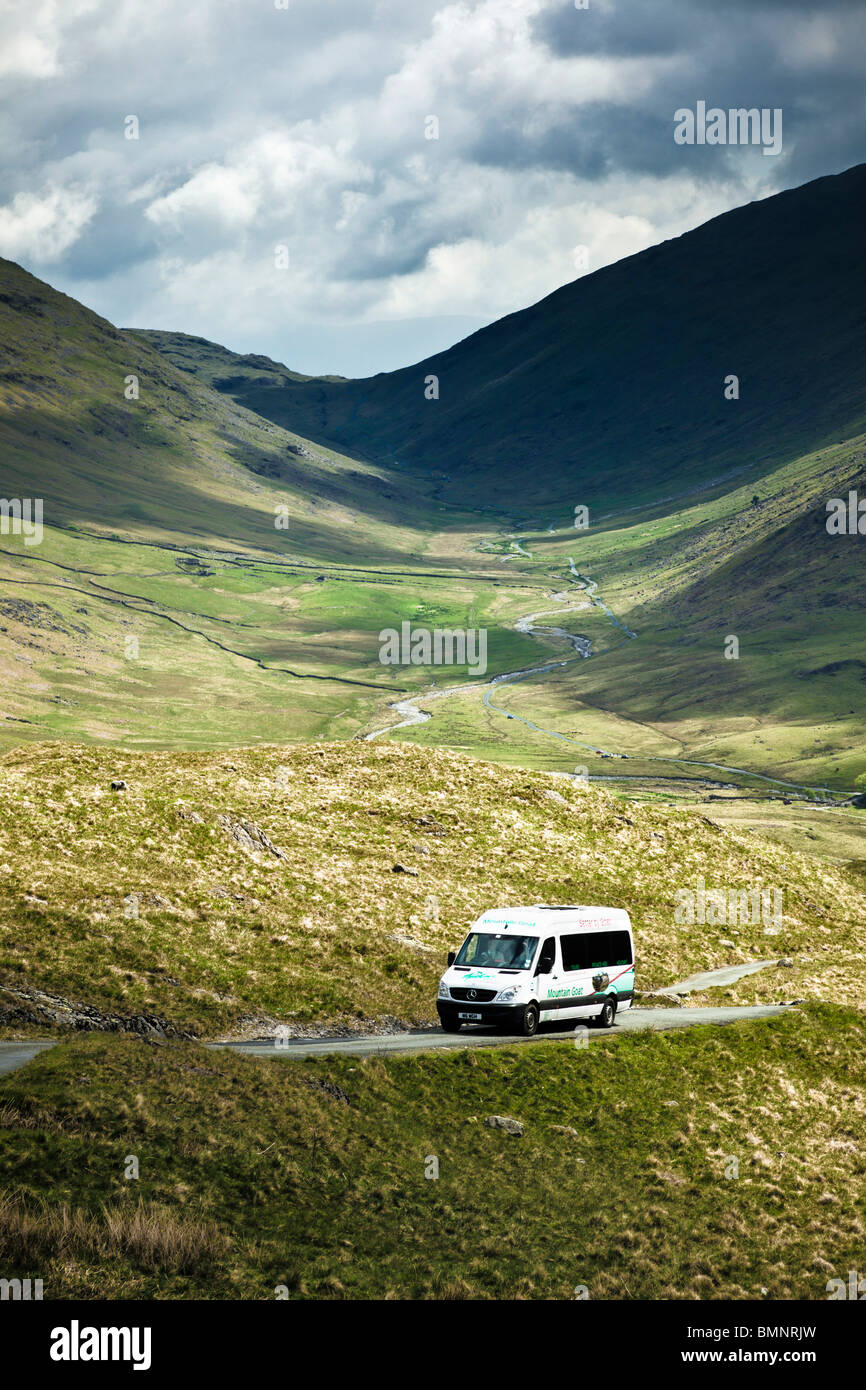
[0,30,58,81]
[0,0,101,80]
[145,164,262,235]
[377,172,735,321]
[0,185,97,262]
[0,1,62,80]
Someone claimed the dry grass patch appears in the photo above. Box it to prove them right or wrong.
[1,742,864,1038]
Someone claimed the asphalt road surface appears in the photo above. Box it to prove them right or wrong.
[0,1039,59,1076]
[657,960,779,995]
[211,1003,795,1061]
[0,1005,794,1075]
[0,961,795,1076]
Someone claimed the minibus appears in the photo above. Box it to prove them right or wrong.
[436,904,635,1036]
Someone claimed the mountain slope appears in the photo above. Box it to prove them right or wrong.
[0,258,434,552]
[487,431,866,792]
[1,740,863,1039]
[0,258,534,749]
[139,163,866,514]
[1,166,863,788]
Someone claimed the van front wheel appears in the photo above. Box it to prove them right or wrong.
[520,1003,539,1038]
[596,996,617,1029]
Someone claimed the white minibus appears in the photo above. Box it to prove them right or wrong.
[437,904,635,1037]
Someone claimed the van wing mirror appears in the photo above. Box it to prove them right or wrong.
[535,952,554,976]
[447,950,456,967]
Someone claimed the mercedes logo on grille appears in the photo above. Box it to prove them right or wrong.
[467,989,477,1000]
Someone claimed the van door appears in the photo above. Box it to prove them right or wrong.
[535,935,563,1023]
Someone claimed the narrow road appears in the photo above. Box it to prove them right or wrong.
[0,989,797,1075]
[213,1004,795,1061]
[0,1040,57,1076]
[657,960,778,995]
[364,577,593,740]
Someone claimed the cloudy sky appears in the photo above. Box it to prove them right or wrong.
[1,0,864,376]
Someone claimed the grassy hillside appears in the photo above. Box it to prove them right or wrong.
[1,741,863,1040]
[121,170,866,796]
[0,257,436,551]
[141,164,866,515]
[1,1004,864,1299]
[1,170,864,798]
[0,256,540,750]
[349,428,866,796]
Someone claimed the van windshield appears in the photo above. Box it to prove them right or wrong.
[454,933,539,970]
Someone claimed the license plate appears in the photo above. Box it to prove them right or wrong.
[458,1011,483,1021]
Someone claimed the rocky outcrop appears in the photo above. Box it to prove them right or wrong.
[217,814,286,859]
[0,985,195,1038]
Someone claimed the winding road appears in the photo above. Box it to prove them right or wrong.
[215,1004,794,1061]
[365,560,600,741]
[0,1005,796,1074]
[0,962,796,1074]
[0,1039,57,1077]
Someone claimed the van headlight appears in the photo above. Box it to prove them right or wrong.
[437,981,450,999]
[497,987,519,1002]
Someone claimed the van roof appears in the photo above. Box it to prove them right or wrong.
[475,905,630,928]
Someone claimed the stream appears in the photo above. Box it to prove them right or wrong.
[364,563,615,742]
[363,561,852,798]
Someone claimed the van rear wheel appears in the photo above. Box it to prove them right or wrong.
[596,996,617,1029]
[520,1003,539,1037]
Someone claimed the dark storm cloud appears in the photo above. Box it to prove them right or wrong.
[534,0,703,58]
[532,0,866,188]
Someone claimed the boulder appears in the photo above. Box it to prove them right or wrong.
[217,814,286,859]
[484,1115,524,1137]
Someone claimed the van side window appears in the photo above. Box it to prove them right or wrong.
[561,930,632,971]
[536,937,556,973]
[561,934,585,971]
